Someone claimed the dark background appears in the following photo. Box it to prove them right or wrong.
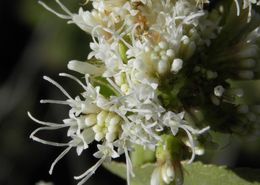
[0,1,259,185]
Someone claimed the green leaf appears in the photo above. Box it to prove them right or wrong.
[131,145,155,167]
[103,162,155,185]
[103,161,260,185]
[103,162,127,180]
[183,162,260,185]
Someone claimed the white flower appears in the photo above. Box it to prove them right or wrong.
[72,8,100,33]
[151,161,175,185]
[162,111,210,163]
[29,72,165,184]
[29,74,125,175]
[31,1,218,185]
[234,0,260,21]
[214,85,225,97]
[195,0,210,8]
[74,143,119,185]
[171,58,183,73]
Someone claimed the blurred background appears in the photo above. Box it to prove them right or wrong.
[0,1,259,185]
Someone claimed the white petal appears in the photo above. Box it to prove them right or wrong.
[68,60,104,76]
[151,168,161,185]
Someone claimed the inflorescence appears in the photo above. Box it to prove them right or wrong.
[29,1,260,185]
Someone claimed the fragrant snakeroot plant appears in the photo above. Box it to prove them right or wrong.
[29,1,260,185]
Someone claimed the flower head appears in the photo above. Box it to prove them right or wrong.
[30,0,260,185]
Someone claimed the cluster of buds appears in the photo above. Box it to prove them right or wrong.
[29,1,260,185]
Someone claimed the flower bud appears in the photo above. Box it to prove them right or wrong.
[171,59,183,73]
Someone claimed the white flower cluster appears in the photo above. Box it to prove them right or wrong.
[28,0,240,185]
[197,0,260,21]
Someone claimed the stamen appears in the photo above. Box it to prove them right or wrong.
[234,0,241,16]
[124,147,134,185]
[92,78,119,97]
[84,74,91,86]
[140,122,161,141]
[49,146,73,174]
[30,129,70,147]
[38,1,71,19]
[75,157,106,185]
[117,25,134,49]
[91,25,103,44]
[55,0,73,16]
[121,108,152,114]
[28,112,68,127]
[125,72,133,89]
[106,78,124,95]
[184,11,205,24]
[114,108,132,123]
[183,124,210,135]
[122,124,151,144]
[179,125,195,163]
[40,99,71,105]
[43,76,73,99]
[59,73,88,90]
[197,126,210,134]
[146,121,158,128]
[247,3,252,22]
[131,24,140,47]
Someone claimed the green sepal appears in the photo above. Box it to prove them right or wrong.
[119,41,128,64]
[91,76,119,97]
[156,135,182,162]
